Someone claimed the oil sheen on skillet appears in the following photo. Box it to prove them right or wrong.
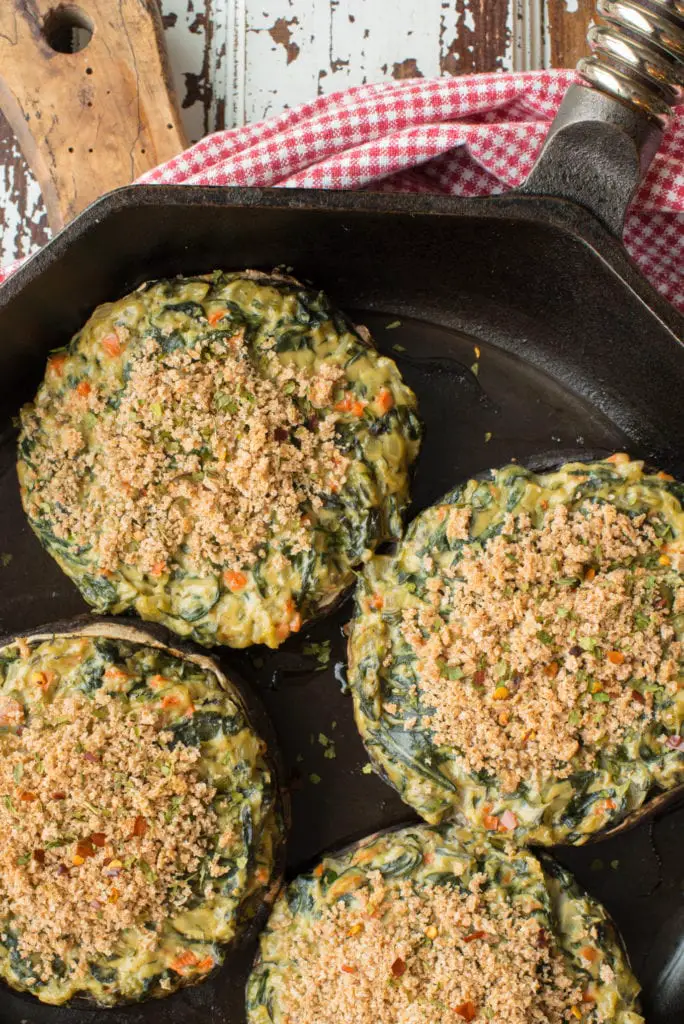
[246,822,643,1024]
[0,620,284,1006]
[349,456,684,845]
[16,271,421,649]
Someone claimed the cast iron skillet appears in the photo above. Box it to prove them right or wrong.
[0,4,683,1023]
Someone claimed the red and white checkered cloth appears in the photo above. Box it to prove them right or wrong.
[6,70,684,309]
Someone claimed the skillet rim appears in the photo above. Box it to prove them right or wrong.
[0,184,681,344]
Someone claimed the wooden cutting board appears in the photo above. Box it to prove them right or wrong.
[0,0,187,233]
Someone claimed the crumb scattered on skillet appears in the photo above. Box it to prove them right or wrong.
[0,632,281,1005]
[17,271,421,648]
[246,824,643,1024]
[349,457,684,844]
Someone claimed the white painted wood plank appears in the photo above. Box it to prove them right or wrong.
[0,0,588,264]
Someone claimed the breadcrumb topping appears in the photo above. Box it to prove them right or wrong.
[22,331,347,576]
[272,872,581,1024]
[404,501,681,790]
[0,693,219,979]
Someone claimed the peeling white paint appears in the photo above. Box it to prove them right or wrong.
[564,0,579,12]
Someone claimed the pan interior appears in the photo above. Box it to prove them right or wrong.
[0,308,681,1023]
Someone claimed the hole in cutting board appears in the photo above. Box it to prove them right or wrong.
[43,4,93,54]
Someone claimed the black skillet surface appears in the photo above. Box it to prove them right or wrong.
[0,254,683,1023]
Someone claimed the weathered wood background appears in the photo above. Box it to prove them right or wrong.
[0,0,594,265]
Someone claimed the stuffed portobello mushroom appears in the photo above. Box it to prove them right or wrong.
[0,620,284,1005]
[349,457,684,845]
[17,272,421,648]
[246,823,642,1024]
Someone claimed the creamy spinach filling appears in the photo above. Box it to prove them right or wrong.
[246,824,642,1024]
[0,630,282,1005]
[349,458,684,844]
[17,272,421,648]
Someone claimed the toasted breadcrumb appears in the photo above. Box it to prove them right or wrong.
[404,502,681,790]
[21,331,347,576]
[272,872,581,1024]
[0,694,218,979]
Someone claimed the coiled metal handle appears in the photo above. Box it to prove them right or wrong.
[579,0,684,126]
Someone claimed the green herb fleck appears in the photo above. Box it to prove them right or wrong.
[308,773,321,785]
[590,858,604,872]
[0,552,12,568]
[361,763,373,775]
[385,320,401,330]
[484,431,492,443]
[304,641,332,670]
[439,661,464,681]
[470,362,479,377]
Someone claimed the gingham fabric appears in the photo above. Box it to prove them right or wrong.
[5,70,684,309]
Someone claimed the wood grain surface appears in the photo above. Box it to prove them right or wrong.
[0,0,187,233]
[0,0,596,265]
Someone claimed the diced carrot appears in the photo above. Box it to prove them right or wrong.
[602,799,616,812]
[657,471,674,481]
[606,452,629,464]
[607,650,624,665]
[103,666,130,685]
[335,394,366,416]
[19,791,37,803]
[340,965,357,974]
[150,560,167,577]
[290,611,302,633]
[580,946,599,963]
[376,388,394,414]
[369,593,384,610]
[101,333,122,358]
[275,622,291,643]
[224,569,247,592]
[161,694,181,709]
[148,674,168,690]
[185,702,195,718]
[482,807,499,831]
[207,309,227,326]
[76,380,91,398]
[313,863,325,877]
[108,887,120,904]
[454,1000,477,1021]
[170,950,199,974]
[464,931,486,943]
[584,567,596,582]
[196,957,215,973]
[48,353,67,376]
[90,832,106,847]
[544,661,559,678]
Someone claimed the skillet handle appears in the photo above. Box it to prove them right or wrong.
[521,0,684,237]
